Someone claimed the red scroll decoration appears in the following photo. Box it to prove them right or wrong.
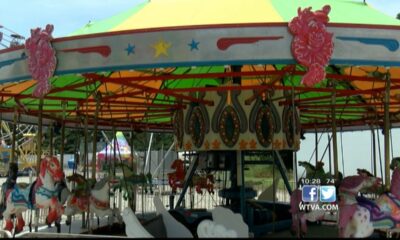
[288,5,333,86]
[25,24,57,97]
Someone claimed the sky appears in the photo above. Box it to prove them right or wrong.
[0,0,400,179]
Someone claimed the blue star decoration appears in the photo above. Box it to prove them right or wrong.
[125,43,135,55]
[188,39,199,51]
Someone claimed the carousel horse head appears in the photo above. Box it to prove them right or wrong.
[171,159,185,171]
[340,169,382,196]
[390,157,400,170]
[1,156,66,234]
[298,161,316,171]
[316,161,324,170]
[39,156,64,182]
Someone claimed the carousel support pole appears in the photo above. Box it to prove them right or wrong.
[82,111,89,229]
[331,81,339,180]
[35,97,44,232]
[60,101,67,169]
[315,126,318,165]
[10,106,17,164]
[328,133,332,174]
[384,72,391,188]
[91,92,101,181]
[130,128,137,212]
[371,127,377,177]
[89,92,101,233]
[112,126,117,213]
[49,124,53,156]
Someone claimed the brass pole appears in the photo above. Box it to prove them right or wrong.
[91,92,101,180]
[384,72,391,188]
[331,81,339,179]
[35,97,44,232]
[371,128,377,177]
[60,101,67,169]
[130,128,136,212]
[83,113,88,229]
[315,127,318,165]
[49,124,53,156]
[10,107,17,164]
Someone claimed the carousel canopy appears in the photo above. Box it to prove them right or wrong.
[0,0,399,133]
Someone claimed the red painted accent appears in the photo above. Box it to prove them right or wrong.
[217,36,283,50]
[289,5,334,86]
[90,196,109,210]
[61,45,111,58]
[25,24,57,97]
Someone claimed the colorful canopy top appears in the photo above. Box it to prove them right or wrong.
[70,0,400,36]
[0,0,399,134]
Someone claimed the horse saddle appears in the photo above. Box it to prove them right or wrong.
[356,195,383,219]
[17,183,29,189]
[74,188,90,198]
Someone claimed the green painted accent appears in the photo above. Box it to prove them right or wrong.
[3,74,104,118]
[270,0,400,25]
[372,218,395,228]
[69,1,148,36]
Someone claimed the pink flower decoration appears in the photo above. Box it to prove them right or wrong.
[289,5,334,86]
[25,24,57,97]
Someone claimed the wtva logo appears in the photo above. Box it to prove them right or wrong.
[302,185,336,202]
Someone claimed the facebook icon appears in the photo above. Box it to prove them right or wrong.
[302,185,319,202]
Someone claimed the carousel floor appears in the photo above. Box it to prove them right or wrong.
[14,212,157,238]
[11,213,388,238]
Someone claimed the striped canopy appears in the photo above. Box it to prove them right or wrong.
[0,0,400,133]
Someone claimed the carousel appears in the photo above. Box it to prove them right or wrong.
[0,0,400,238]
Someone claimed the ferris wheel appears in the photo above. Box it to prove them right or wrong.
[0,120,38,170]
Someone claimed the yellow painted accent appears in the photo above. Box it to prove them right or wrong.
[152,39,172,58]
[112,0,283,31]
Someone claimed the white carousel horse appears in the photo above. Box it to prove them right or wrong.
[122,207,153,238]
[197,206,249,238]
[64,173,122,225]
[0,156,65,234]
[339,158,400,238]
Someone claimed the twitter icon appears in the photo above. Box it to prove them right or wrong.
[320,186,336,202]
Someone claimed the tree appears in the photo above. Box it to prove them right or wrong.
[397,13,400,20]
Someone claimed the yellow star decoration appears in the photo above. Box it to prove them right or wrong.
[152,39,171,58]
[239,139,248,150]
[204,140,210,150]
[249,139,257,149]
[273,139,282,150]
[184,140,193,151]
[211,139,221,150]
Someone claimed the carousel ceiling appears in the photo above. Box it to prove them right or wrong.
[0,0,400,133]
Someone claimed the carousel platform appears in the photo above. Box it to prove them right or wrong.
[13,212,159,238]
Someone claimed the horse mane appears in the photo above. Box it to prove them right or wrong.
[171,159,184,170]
[93,177,109,190]
[339,175,365,193]
[391,157,400,170]
[357,168,373,177]
[298,161,316,171]
[66,173,87,185]
[391,168,400,197]
[39,158,48,178]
